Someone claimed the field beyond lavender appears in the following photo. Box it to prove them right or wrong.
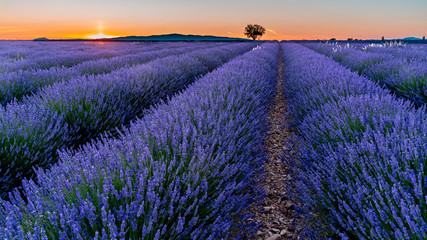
[0,41,426,239]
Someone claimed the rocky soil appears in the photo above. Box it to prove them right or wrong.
[249,49,303,240]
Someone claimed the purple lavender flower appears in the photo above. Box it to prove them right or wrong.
[282,42,427,239]
[0,42,254,199]
[305,42,427,107]
[0,43,277,239]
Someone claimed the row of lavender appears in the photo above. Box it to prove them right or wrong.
[361,42,427,61]
[0,43,278,239]
[324,41,427,60]
[0,42,223,105]
[0,41,98,60]
[282,43,427,239]
[319,41,427,61]
[304,42,427,107]
[0,43,133,72]
[0,41,139,59]
[0,42,175,72]
[0,42,255,199]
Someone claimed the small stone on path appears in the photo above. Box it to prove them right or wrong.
[266,234,281,240]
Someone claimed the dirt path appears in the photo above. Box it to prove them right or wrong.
[250,47,302,240]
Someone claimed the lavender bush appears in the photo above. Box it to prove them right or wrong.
[0,43,253,199]
[0,103,70,195]
[0,47,117,72]
[282,47,389,125]
[0,41,146,63]
[360,42,427,62]
[26,42,254,146]
[0,43,278,239]
[0,42,222,105]
[305,42,427,107]
[0,41,158,73]
[282,43,427,239]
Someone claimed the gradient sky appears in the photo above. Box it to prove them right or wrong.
[0,0,426,40]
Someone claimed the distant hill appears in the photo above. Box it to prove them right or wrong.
[112,34,249,41]
[34,37,49,41]
[364,37,423,41]
[33,34,250,42]
[398,37,422,41]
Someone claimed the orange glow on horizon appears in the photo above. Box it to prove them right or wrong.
[0,21,425,41]
[86,33,119,39]
[2,24,424,41]
[0,0,425,41]
[1,29,423,41]
[0,14,424,41]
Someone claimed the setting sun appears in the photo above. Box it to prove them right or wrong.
[86,21,118,39]
[87,33,118,39]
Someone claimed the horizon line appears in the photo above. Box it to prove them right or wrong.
[0,33,425,41]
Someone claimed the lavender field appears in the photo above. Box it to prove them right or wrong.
[0,41,426,239]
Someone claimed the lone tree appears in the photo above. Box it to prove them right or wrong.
[244,24,265,40]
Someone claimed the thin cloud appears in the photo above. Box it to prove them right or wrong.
[267,28,280,36]
[227,32,234,35]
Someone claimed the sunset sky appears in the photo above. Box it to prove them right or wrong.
[0,0,426,40]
